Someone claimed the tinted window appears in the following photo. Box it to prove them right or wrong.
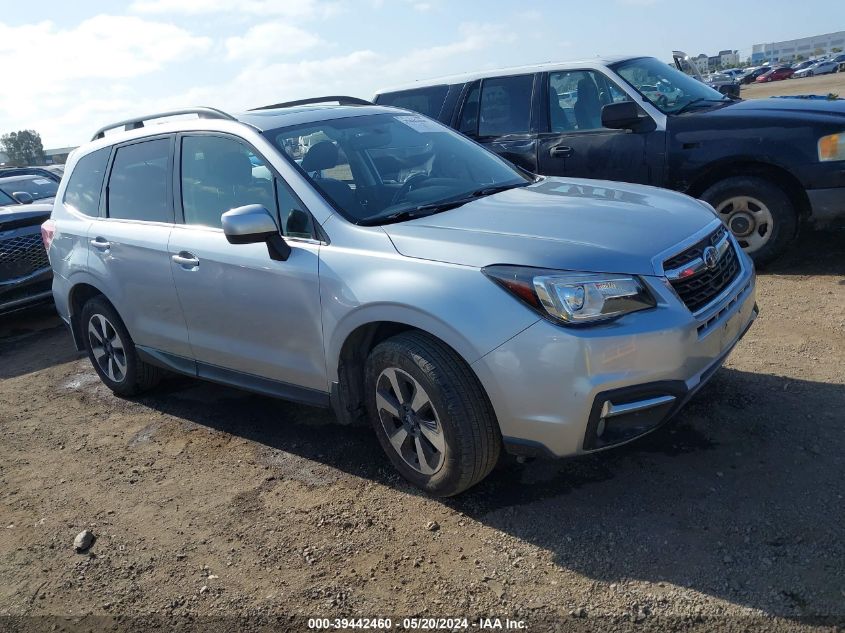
[478,74,533,136]
[108,139,172,222]
[277,181,315,239]
[0,175,59,201]
[458,82,480,135]
[0,189,14,205]
[377,85,449,119]
[63,147,110,216]
[181,135,274,228]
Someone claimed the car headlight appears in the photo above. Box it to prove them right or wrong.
[483,265,656,325]
[818,133,845,162]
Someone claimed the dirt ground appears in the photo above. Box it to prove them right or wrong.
[741,71,845,99]
[1,227,843,632]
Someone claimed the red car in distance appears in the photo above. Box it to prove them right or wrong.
[755,66,795,82]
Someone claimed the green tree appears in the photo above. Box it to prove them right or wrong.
[833,47,843,53]
[0,130,46,166]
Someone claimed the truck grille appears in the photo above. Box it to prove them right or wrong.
[0,233,50,281]
[665,226,741,314]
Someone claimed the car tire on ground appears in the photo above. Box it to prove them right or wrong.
[701,176,798,267]
[80,296,163,396]
[365,331,501,496]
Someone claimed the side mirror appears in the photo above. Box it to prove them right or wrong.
[221,204,291,261]
[601,101,645,130]
[12,191,34,204]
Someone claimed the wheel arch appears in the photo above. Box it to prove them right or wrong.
[686,158,810,222]
[329,312,491,427]
[66,281,114,351]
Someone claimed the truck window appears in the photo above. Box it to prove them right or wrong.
[477,74,533,137]
[376,85,449,119]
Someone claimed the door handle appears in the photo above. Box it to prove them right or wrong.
[172,252,200,268]
[549,145,573,158]
[89,237,111,250]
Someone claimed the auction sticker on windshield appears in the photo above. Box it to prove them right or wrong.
[395,115,442,133]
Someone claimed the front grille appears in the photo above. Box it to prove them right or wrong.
[664,225,728,271]
[666,227,741,313]
[0,233,50,281]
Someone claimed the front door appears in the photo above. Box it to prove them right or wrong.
[168,133,327,394]
[536,69,657,184]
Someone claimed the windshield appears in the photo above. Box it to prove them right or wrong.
[0,189,15,205]
[611,57,728,114]
[270,112,530,225]
[0,175,59,201]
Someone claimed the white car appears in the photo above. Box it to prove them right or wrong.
[794,61,839,78]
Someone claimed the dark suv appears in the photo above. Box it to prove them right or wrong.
[0,202,53,314]
[375,55,845,265]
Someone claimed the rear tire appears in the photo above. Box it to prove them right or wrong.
[365,331,501,496]
[701,176,798,267]
[80,297,162,396]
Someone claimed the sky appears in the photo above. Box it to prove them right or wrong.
[3,0,845,148]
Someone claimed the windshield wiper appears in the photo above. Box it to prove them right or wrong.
[675,98,728,114]
[360,181,532,226]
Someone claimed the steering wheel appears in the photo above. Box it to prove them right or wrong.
[391,173,431,205]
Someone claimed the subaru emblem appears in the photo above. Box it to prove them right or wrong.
[703,246,718,270]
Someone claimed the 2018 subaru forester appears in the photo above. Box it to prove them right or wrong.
[45,99,757,495]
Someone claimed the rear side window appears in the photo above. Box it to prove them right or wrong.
[376,85,449,119]
[63,148,110,216]
[478,74,534,137]
[107,139,172,223]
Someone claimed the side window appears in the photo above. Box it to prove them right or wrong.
[376,85,449,119]
[107,139,172,222]
[548,70,631,133]
[478,74,533,137]
[276,180,316,240]
[457,82,480,135]
[180,135,275,228]
[63,147,110,216]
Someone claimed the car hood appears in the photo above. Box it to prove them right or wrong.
[0,202,53,231]
[382,178,718,275]
[706,97,845,119]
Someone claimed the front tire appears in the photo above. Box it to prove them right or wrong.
[701,176,798,266]
[365,331,501,496]
[80,297,163,396]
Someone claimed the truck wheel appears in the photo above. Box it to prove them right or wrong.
[701,176,798,266]
[365,331,501,496]
[81,296,163,396]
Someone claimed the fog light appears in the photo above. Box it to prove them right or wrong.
[596,418,606,437]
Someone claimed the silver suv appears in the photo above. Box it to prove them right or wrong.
[45,100,757,496]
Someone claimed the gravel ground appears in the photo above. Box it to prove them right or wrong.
[740,71,845,99]
[0,228,843,632]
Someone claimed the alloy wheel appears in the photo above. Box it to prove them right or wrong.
[715,195,774,253]
[88,313,128,383]
[375,367,445,475]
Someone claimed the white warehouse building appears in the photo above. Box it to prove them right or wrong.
[751,31,845,63]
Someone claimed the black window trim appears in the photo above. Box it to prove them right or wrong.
[103,133,176,225]
[174,130,325,244]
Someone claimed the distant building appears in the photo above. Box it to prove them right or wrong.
[752,31,845,63]
[692,53,709,73]
[719,50,739,67]
[44,146,76,165]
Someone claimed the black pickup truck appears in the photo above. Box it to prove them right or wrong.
[375,55,845,264]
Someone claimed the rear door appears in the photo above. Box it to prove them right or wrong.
[86,135,191,357]
[168,132,326,396]
[454,74,540,173]
[536,69,656,184]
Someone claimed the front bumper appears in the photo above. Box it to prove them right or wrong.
[471,250,757,458]
[0,267,53,315]
[806,187,845,222]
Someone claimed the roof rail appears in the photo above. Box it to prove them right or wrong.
[90,107,236,141]
[248,96,372,111]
